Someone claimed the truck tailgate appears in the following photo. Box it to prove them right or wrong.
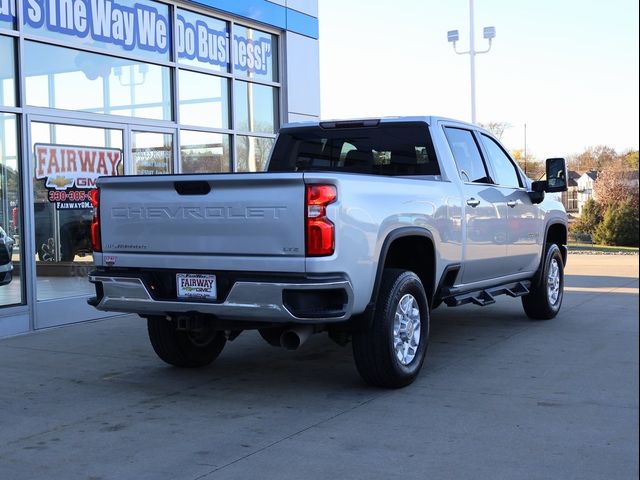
[98,173,305,257]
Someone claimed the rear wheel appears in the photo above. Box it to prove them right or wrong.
[352,269,430,388]
[522,243,564,320]
[147,316,226,367]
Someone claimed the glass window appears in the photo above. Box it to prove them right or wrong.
[234,80,277,134]
[179,70,229,129]
[23,0,170,61]
[236,135,274,172]
[180,130,230,173]
[0,0,15,29]
[132,131,173,175]
[233,26,278,82]
[24,41,172,121]
[0,35,15,107]
[0,113,21,306]
[268,123,440,176]
[177,9,230,73]
[480,134,521,188]
[444,127,490,183]
[30,122,123,301]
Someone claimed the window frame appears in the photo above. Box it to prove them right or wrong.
[476,132,524,189]
[443,126,493,185]
[0,34,17,108]
[179,128,232,173]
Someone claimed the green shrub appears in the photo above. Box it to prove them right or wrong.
[568,223,593,243]
[574,198,603,234]
[593,199,639,247]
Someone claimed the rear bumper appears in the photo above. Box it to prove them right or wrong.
[88,270,354,324]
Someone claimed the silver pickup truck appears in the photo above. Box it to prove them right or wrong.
[88,117,568,388]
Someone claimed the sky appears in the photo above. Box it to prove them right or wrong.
[317,0,640,161]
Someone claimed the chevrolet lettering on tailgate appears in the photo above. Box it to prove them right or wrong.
[111,205,287,220]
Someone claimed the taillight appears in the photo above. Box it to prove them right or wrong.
[306,184,337,256]
[89,189,101,252]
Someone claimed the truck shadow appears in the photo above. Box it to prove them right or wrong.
[99,274,638,395]
[129,304,539,394]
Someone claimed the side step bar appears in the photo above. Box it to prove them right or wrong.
[442,281,531,307]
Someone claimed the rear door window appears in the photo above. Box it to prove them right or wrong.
[268,123,440,176]
[443,127,490,183]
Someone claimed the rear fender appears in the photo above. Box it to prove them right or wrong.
[350,227,436,330]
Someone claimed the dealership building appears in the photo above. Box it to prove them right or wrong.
[0,0,320,336]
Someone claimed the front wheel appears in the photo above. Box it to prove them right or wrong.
[522,243,564,320]
[147,316,226,367]
[352,269,430,388]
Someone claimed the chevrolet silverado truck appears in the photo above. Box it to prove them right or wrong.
[88,117,568,388]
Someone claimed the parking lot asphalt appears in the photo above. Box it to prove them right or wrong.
[0,254,638,480]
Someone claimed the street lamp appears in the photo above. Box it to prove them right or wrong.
[447,0,496,124]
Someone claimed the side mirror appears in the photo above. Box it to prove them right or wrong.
[544,157,568,193]
[527,158,567,203]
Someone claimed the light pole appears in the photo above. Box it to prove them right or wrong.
[524,123,527,174]
[447,0,495,124]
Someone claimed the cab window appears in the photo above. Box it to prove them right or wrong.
[444,127,490,183]
[480,134,522,188]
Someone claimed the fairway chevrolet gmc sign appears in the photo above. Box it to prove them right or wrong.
[34,144,122,209]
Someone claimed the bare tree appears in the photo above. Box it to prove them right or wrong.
[594,159,639,211]
[569,145,618,171]
[478,121,511,140]
[511,149,544,179]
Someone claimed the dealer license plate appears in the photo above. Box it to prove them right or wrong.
[176,274,217,300]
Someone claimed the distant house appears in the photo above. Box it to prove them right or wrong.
[575,170,639,214]
[577,170,599,214]
[561,170,580,214]
[619,170,640,187]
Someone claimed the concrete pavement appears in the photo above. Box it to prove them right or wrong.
[0,254,638,480]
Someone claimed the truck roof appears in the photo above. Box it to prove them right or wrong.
[281,116,480,131]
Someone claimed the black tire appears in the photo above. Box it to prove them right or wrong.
[147,317,226,367]
[352,269,430,388]
[522,243,564,320]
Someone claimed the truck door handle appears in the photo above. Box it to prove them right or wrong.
[507,201,517,208]
[466,198,480,208]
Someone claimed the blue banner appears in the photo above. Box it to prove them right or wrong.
[176,14,272,75]
[17,0,274,75]
[0,0,15,22]
[3,0,318,39]
[24,0,170,53]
